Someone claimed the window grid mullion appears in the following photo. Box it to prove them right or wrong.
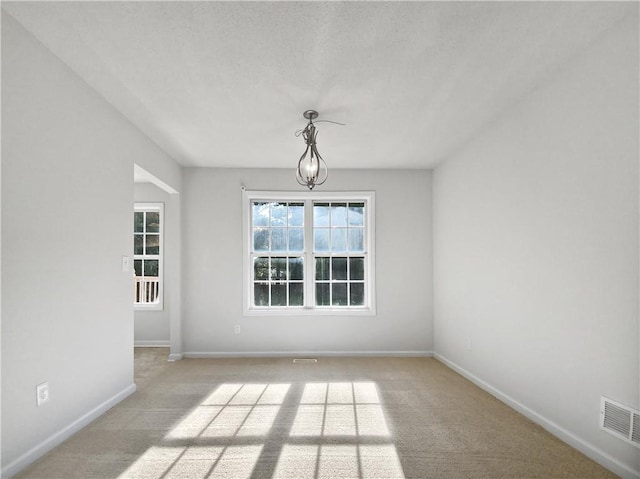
[305,200,314,308]
[346,255,351,306]
[329,254,334,306]
[286,256,290,307]
[268,257,273,307]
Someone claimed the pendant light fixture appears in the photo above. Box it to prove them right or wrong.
[296,110,328,190]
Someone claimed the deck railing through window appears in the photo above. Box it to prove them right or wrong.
[134,276,160,304]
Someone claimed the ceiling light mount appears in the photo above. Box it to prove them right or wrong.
[303,109,319,121]
[296,110,328,190]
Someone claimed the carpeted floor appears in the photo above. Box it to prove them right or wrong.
[14,348,617,479]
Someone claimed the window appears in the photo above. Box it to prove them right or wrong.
[243,191,375,315]
[313,202,366,307]
[134,203,163,310]
[252,201,305,307]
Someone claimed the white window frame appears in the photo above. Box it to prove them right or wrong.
[242,190,376,316]
[134,202,164,311]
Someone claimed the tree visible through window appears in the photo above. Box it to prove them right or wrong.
[252,202,305,307]
[134,203,163,309]
[243,191,375,315]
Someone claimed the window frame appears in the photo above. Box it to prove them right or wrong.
[134,202,164,311]
[242,190,376,316]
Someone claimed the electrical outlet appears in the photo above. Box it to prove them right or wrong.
[122,255,131,272]
[234,325,241,335]
[466,338,473,351]
[36,382,50,406]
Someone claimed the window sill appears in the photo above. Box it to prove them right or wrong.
[134,304,164,312]
[244,307,376,317]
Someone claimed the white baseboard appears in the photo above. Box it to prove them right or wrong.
[134,340,170,347]
[434,353,640,479]
[167,353,184,362]
[183,350,433,358]
[2,383,136,479]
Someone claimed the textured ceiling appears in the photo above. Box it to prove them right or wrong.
[2,2,633,169]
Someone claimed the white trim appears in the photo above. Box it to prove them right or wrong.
[435,353,640,479]
[242,190,376,316]
[167,353,184,362]
[242,308,376,317]
[134,340,170,348]
[184,350,433,358]
[2,384,136,479]
[134,202,164,311]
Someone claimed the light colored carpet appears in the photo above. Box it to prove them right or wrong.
[14,348,617,479]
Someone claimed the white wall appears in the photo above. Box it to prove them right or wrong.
[133,183,172,346]
[1,12,180,476]
[182,168,432,355]
[433,14,639,478]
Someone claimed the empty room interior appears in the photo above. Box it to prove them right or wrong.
[1,2,639,479]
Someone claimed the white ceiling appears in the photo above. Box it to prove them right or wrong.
[2,1,633,170]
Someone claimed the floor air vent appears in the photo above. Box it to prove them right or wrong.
[600,397,640,448]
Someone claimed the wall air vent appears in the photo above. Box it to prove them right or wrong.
[632,413,640,444]
[600,397,640,448]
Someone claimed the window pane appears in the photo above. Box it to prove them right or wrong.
[332,283,348,306]
[254,257,269,280]
[253,202,269,227]
[314,203,330,227]
[145,234,160,255]
[289,257,304,280]
[134,212,144,232]
[289,228,304,252]
[254,283,269,306]
[289,283,304,306]
[332,257,348,280]
[271,203,287,226]
[348,203,365,226]
[288,203,304,227]
[146,212,160,233]
[271,283,286,306]
[315,283,330,306]
[134,234,144,255]
[271,228,287,252]
[316,257,330,280]
[350,283,365,306]
[314,228,330,252]
[348,229,364,252]
[349,258,365,280]
[144,260,158,277]
[253,228,269,251]
[331,228,347,252]
[271,257,287,280]
[134,259,142,276]
[331,203,347,227]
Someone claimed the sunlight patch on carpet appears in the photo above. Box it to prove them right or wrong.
[291,382,390,437]
[167,383,290,439]
[273,444,405,479]
[122,381,404,478]
[119,445,262,479]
